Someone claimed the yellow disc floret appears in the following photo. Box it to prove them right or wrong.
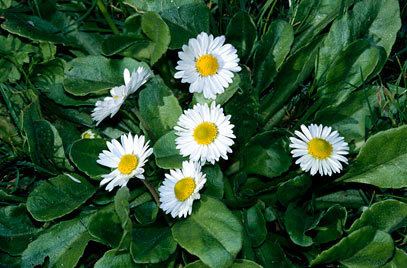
[193,122,218,145]
[118,154,138,174]
[308,138,333,160]
[174,177,196,201]
[195,54,219,76]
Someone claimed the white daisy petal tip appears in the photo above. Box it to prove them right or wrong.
[174,32,241,100]
[124,66,152,95]
[158,160,207,218]
[290,124,349,176]
[174,102,235,165]
[96,133,153,191]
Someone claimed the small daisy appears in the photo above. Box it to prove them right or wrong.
[174,32,241,99]
[174,102,235,164]
[91,67,151,126]
[97,133,153,191]
[91,85,128,126]
[158,160,206,218]
[81,129,96,139]
[289,124,349,176]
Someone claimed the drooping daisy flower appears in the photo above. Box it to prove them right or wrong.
[91,67,151,126]
[81,129,96,139]
[174,32,241,99]
[97,133,153,191]
[174,102,235,164]
[91,85,128,126]
[123,67,151,94]
[289,124,349,176]
[158,160,206,218]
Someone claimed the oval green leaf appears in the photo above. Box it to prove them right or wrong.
[172,196,243,268]
[26,174,95,221]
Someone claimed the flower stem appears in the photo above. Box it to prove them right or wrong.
[141,179,173,226]
[96,0,119,34]
[141,179,160,206]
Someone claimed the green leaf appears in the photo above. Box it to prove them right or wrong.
[2,13,103,55]
[95,249,136,268]
[253,20,294,93]
[340,125,407,188]
[102,34,143,56]
[348,199,407,233]
[63,56,149,96]
[70,138,111,180]
[315,190,366,210]
[172,196,243,268]
[243,202,267,247]
[202,165,224,199]
[0,0,12,9]
[254,236,295,268]
[315,86,380,149]
[225,69,259,144]
[114,187,132,249]
[317,39,386,102]
[153,130,186,169]
[192,75,241,106]
[185,259,262,268]
[134,201,158,224]
[141,12,171,65]
[291,0,353,52]
[26,174,95,221]
[22,102,73,174]
[381,248,407,268]
[312,205,347,244]
[226,11,256,61]
[0,35,34,83]
[284,203,321,247]
[284,203,347,246]
[131,227,177,263]
[139,77,182,139]
[311,226,394,267]
[316,0,401,81]
[88,206,122,248]
[21,215,92,268]
[241,130,291,179]
[0,205,39,255]
[261,38,321,118]
[277,174,312,205]
[124,0,210,49]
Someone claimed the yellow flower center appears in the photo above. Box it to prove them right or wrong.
[117,154,138,175]
[82,132,93,139]
[193,122,218,145]
[174,177,196,201]
[308,138,333,160]
[195,54,219,76]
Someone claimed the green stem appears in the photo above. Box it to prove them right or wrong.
[96,0,119,34]
[141,179,160,206]
[142,179,173,226]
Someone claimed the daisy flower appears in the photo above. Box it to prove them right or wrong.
[97,133,153,191]
[289,124,349,176]
[174,32,241,99]
[158,160,206,218]
[81,129,96,139]
[174,102,235,165]
[91,85,128,126]
[91,67,151,126]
